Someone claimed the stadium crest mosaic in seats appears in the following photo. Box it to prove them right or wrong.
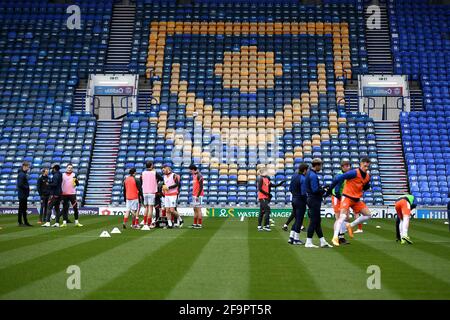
[112,0,382,207]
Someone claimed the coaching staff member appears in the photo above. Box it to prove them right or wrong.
[304,158,332,248]
[17,161,32,226]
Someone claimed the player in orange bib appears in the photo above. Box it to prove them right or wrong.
[327,157,372,246]
[189,164,204,229]
[395,194,417,244]
[123,168,144,229]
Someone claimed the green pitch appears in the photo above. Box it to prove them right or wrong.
[0,214,449,300]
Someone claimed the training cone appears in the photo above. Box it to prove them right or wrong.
[445,221,449,225]
[141,224,151,231]
[99,231,111,238]
[111,227,121,234]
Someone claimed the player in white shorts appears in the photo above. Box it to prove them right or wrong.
[123,168,143,229]
[163,194,177,208]
[140,161,163,227]
[162,165,181,228]
[127,199,139,211]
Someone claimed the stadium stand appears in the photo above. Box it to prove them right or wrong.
[389,0,450,205]
[1,0,448,208]
[111,0,382,207]
[0,0,112,205]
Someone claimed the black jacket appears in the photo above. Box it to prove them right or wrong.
[48,171,63,196]
[17,168,30,200]
[37,175,50,197]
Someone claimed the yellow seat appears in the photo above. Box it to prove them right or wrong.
[338,117,347,124]
[330,128,339,135]
[237,175,248,183]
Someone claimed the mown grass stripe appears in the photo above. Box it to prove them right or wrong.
[166,218,250,299]
[288,221,402,299]
[2,225,189,299]
[0,215,25,224]
[371,218,450,239]
[0,220,123,270]
[0,217,109,253]
[0,219,152,297]
[372,219,450,244]
[247,218,325,299]
[84,217,226,300]
[403,220,450,239]
[416,219,449,229]
[0,214,86,232]
[0,216,106,237]
[357,222,450,283]
[369,219,450,263]
[332,223,450,299]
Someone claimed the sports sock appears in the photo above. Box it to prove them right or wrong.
[123,217,128,224]
[399,219,404,237]
[358,223,363,230]
[402,215,410,237]
[340,221,347,234]
[333,219,339,238]
[143,216,147,224]
[194,217,198,225]
[289,230,295,239]
[333,219,338,235]
[198,218,202,225]
[147,216,152,225]
[395,216,401,239]
[350,215,370,228]
[333,214,346,238]
[294,232,300,241]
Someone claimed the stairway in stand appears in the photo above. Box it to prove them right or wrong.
[84,120,122,206]
[104,4,136,73]
[374,120,409,205]
[344,80,359,113]
[138,88,153,113]
[364,0,394,74]
[409,81,424,112]
[73,79,88,113]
